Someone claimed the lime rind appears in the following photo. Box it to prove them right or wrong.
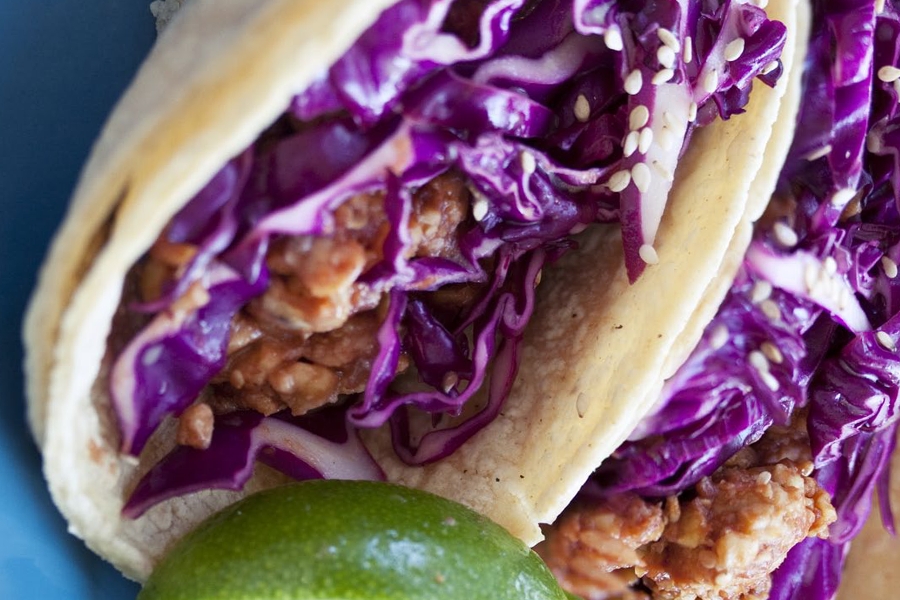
[139,480,569,600]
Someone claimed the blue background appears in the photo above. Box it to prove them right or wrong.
[0,2,155,598]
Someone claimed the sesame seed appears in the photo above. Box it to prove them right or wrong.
[757,471,772,485]
[638,127,654,154]
[657,45,676,69]
[657,28,680,52]
[751,0,769,8]
[623,130,640,157]
[761,371,780,392]
[442,372,459,392]
[658,128,676,151]
[785,472,805,491]
[639,243,659,265]
[761,341,784,364]
[684,37,694,64]
[230,370,246,389]
[142,345,163,366]
[574,94,591,122]
[876,331,896,351]
[625,69,643,95]
[535,269,542,286]
[772,221,799,247]
[724,38,745,62]
[830,187,857,207]
[876,0,886,13]
[604,28,624,51]
[839,285,852,311]
[751,280,773,304]
[629,105,650,130]
[815,277,834,303]
[841,197,862,220]
[761,299,782,321]
[651,160,675,182]
[472,198,489,221]
[804,263,819,292]
[749,350,769,372]
[520,151,536,175]
[804,144,833,161]
[823,256,838,276]
[702,70,719,94]
[710,324,729,350]
[868,131,883,153]
[631,162,651,193]
[878,65,900,83]
[894,79,900,97]
[760,60,779,75]
[608,169,631,192]
[652,68,675,85]
[883,256,899,279]
[716,573,734,587]
[699,550,718,569]
[576,391,589,417]
[799,461,814,476]
[688,102,698,122]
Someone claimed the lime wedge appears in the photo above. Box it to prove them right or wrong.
[138,480,570,599]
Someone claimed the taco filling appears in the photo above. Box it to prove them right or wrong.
[104,0,788,516]
[539,1,900,599]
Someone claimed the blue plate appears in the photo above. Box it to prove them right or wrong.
[0,2,154,598]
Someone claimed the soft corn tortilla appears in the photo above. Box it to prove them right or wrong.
[24,0,804,582]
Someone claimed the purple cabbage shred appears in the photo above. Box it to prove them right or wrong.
[111,0,786,516]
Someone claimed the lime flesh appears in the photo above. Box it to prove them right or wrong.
[138,480,570,600]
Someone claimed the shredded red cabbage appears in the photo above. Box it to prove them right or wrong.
[124,407,383,518]
[112,258,269,455]
[590,2,900,598]
[111,0,786,514]
[589,269,821,497]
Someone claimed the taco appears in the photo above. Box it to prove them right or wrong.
[24,0,802,584]
[534,1,900,599]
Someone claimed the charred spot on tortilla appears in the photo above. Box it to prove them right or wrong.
[88,438,105,465]
[149,0,186,32]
